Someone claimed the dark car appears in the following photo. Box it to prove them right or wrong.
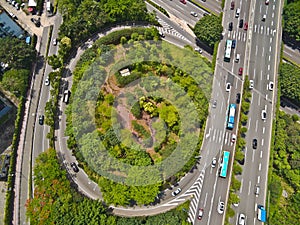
[229,22,233,31]
[38,115,44,125]
[253,138,258,149]
[232,40,236,48]
[231,1,235,10]
[236,93,241,104]
[30,18,41,27]
[244,22,248,30]
[238,67,243,75]
[239,19,244,28]
[70,162,79,173]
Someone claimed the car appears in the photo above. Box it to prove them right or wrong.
[45,77,50,86]
[180,0,187,4]
[172,188,182,197]
[53,38,57,46]
[159,31,165,38]
[70,162,79,173]
[244,22,248,30]
[238,213,246,225]
[261,109,267,120]
[229,22,233,31]
[253,138,258,149]
[198,208,204,220]
[249,80,254,89]
[262,14,266,21]
[217,201,225,214]
[235,54,240,62]
[30,18,41,27]
[231,133,237,142]
[190,11,198,17]
[233,201,240,207]
[231,1,235,10]
[195,47,203,54]
[265,0,269,5]
[239,19,244,28]
[212,100,217,108]
[238,67,243,75]
[236,93,241,104]
[226,83,231,92]
[235,8,240,18]
[254,185,260,196]
[268,81,274,90]
[38,115,44,125]
[15,3,20,10]
[212,158,217,168]
[232,39,236,48]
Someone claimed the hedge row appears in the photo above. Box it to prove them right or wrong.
[145,0,170,18]
[4,97,25,225]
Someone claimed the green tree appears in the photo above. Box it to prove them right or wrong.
[283,0,300,41]
[1,69,30,97]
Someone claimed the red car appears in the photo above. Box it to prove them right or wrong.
[198,208,204,220]
[231,1,235,10]
[244,22,248,31]
[238,67,243,75]
[180,0,187,4]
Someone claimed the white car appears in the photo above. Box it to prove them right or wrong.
[212,158,217,168]
[217,201,225,214]
[190,11,198,17]
[268,81,274,91]
[172,188,182,197]
[238,213,246,225]
[45,77,50,86]
[226,83,231,92]
[249,80,254,89]
[195,47,203,54]
[231,134,237,142]
[265,0,269,5]
[261,109,267,120]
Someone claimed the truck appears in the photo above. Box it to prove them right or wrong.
[257,205,267,222]
[46,1,51,12]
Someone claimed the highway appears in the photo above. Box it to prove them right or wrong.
[232,0,283,224]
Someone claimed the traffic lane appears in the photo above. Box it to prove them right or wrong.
[193,0,222,14]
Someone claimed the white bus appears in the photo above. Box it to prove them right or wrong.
[224,39,232,62]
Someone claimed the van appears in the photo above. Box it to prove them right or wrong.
[235,54,240,62]
[235,8,240,18]
[257,205,266,222]
[63,90,70,104]
[262,14,266,21]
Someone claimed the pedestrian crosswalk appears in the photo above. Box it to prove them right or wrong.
[205,127,235,147]
[157,18,189,41]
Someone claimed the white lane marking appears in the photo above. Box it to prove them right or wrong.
[262,47,265,56]
[269,45,272,52]
[240,178,243,193]
[233,30,236,39]
[248,181,252,195]
[272,12,274,18]
[271,20,274,26]
[238,32,241,40]
[260,70,263,81]
[255,120,258,132]
[243,33,246,42]
[261,26,263,34]
[260,4,262,13]
[268,65,270,70]
[269,55,271,61]
[262,139,264,146]
[204,192,208,207]
[252,149,255,162]
[248,117,251,129]
[263,127,265,134]
[255,45,258,56]
[259,163,262,171]
[260,150,263,158]
[270,37,273,43]
[213,129,216,141]
[267,27,269,35]
[254,24,257,32]
[254,68,256,79]
[257,176,260,184]
[267,74,269,80]
[273,5,275,10]
[258,95,261,106]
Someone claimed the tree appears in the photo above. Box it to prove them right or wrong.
[194,15,223,48]
[48,55,62,70]
[1,69,30,97]
[0,37,36,69]
[283,0,300,41]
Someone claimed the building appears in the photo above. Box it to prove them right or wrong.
[0,10,24,39]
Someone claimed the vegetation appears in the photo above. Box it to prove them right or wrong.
[279,63,300,105]
[145,0,169,18]
[26,148,191,224]
[194,14,223,49]
[283,0,300,41]
[268,111,300,224]
[58,0,155,47]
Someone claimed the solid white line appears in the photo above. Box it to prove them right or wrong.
[259,163,262,171]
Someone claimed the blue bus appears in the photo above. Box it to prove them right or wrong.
[227,104,236,129]
[219,151,230,178]
[224,39,232,62]
[257,205,267,222]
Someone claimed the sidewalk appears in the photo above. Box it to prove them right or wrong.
[0,0,55,37]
